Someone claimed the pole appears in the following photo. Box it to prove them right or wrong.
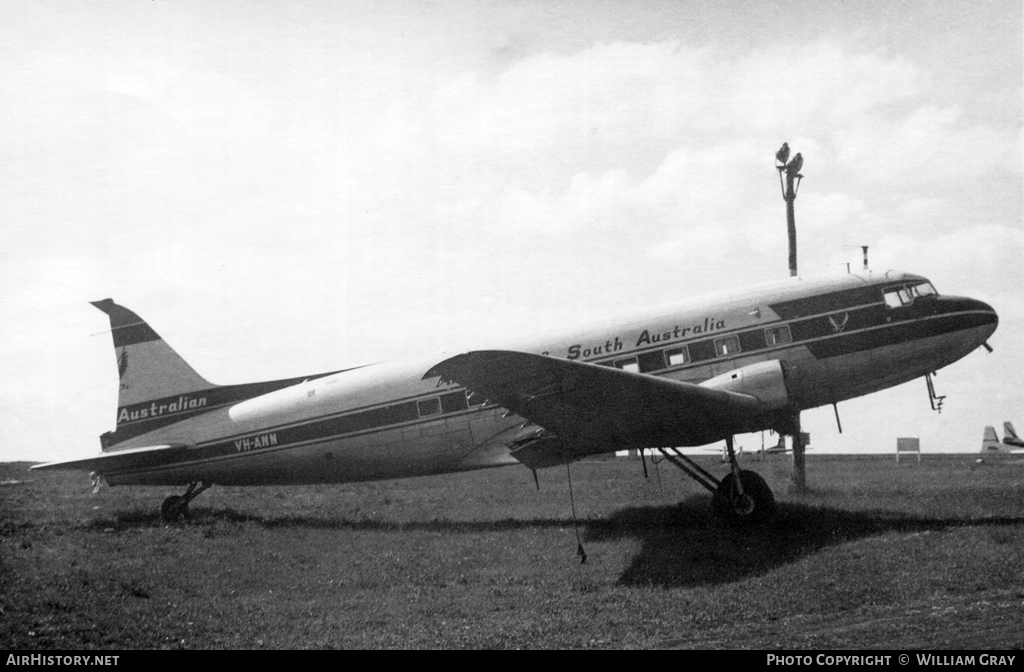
[785,172,797,277]
[775,144,806,490]
[791,412,806,491]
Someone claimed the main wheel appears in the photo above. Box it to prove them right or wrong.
[160,495,188,522]
[710,470,775,526]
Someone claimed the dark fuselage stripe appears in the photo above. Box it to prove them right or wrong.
[107,403,490,475]
[804,310,993,359]
[582,302,980,372]
[105,371,346,445]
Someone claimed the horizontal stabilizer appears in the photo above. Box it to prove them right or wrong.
[30,444,189,473]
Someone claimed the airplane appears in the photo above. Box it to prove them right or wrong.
[760,432,804,455]
[981,422,1024,453]
[31,269,997,526]
[1003,422,1024,448]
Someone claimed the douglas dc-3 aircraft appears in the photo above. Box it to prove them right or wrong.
[33,270,997,524]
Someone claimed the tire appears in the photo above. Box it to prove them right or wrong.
[160,495,187,522]
[710,470,775,526]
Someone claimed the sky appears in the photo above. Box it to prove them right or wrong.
[1,0,1021,464]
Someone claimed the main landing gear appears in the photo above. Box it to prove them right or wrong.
[657,436,775,526]
[160,481,212,522]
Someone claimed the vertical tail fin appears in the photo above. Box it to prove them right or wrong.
[1003,422,1024,448]
[982,426,1006,453]
[92,299,217,411]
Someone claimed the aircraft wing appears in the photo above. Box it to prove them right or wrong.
[30,444,189,474]
[424,350,763,469]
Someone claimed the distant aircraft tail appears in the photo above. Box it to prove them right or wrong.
[1003,422,1024,448]
[764,435,788,453]
[981,426,1008,453]
[91,299,219,446]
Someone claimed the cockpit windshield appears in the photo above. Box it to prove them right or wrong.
[910,282,937,298]
[883,281,938,308]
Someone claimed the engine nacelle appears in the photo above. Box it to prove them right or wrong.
[699,360,790,411]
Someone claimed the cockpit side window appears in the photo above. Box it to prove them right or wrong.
[883,281,938,308]
[884,287,911,308]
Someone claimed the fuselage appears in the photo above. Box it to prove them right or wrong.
[102,270,997,486]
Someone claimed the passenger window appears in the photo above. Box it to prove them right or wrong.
[441,391,469,413]
[417,397,442,417]
[614,357,639,373]
[637,350,665,373]
[665,346,689,366]
[765,325,792,346]
[714,335,740,356]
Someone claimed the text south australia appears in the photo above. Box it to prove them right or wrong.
[566,317,727,359]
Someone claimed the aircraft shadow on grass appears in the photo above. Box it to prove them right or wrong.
[83,497,1024,589]
[583,498,1024,588]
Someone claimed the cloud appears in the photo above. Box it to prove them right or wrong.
[428,40,929,171]
[406,37,1018,275]
[874,223,1024,297]
[728,43,924,129]
[835,105,1014,185]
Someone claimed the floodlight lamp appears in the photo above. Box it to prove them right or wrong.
[787,153,803,176]
[775,143,790,166]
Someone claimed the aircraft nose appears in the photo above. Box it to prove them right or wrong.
[976,298,998,339]
[941,295,998,341]
[968,297,997,330]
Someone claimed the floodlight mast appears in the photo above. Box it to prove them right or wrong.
[776,144,804,277]
[775,143,807,490]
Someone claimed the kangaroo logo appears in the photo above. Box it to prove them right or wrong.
[116,348,130,391]
[828,313,850,333]
[117,348,129,378]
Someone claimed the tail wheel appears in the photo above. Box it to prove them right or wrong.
[159,481,210,522]
[160,495,188,522]
[711,470,775,526]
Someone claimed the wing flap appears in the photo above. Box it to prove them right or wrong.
[30,444,189,473]
[425,350,764,464]
[508,435,598,470]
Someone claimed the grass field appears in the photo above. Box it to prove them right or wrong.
[2,454,1023,649]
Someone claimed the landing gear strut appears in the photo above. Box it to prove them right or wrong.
[160,481,211,522]
[658,436,775,526]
